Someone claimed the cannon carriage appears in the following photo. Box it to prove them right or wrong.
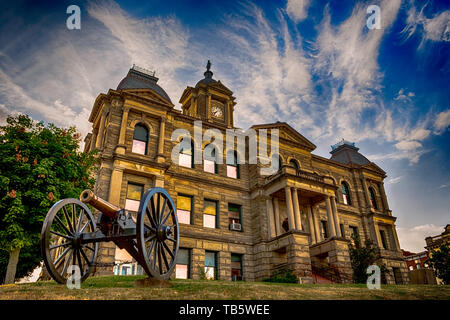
[40,187,179,283]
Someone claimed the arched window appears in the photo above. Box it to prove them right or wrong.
[132,124,148,155]
[179,137,194,168]
[341,181,352,205]
[204,144,218,174]
[226,150,240,179]
[289,159,299,171]
[369,187,378,210]
[272,154,282,172]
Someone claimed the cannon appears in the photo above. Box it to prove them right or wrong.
[40,187,179,283]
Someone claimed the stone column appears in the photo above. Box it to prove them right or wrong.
[325,197,336,237]
[306,205,316,244]
[273,198,281,236]
[313,205,322,242]
[292,188,302,230]
[331,196,341,237]
[156,117,166,163]
[285,187,296,231]
[379,182,390,211]
[108,166,124,206]
[391,224,401,251]
[266,197,276,239]
[116,107,130,155]
[95,110,107,149]
[90,128,98,151]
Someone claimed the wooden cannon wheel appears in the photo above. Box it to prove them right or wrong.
[40,199,98,284]
[136,188,179,280]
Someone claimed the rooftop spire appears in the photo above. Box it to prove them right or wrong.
[204,59,213,79]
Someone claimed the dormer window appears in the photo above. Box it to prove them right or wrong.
[369,187,378,210]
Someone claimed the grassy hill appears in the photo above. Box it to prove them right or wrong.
[1,276,449,300]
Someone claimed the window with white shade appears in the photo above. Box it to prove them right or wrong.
[205,251,217,280]
[226,151,239,179]
[179,138,193,168]
[175,248,191,279]
[125,183,143,212]
[203,144,217,174]
[341,182,352,205]
[176,194,192,225]
[132,124,148,155]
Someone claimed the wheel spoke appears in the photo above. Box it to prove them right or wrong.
[79,247,91,266]
[49,242,70,250]
[147,239,156,259]
[152,242,158,269]
[146,207,157,229]
[144,223,156,233]
[54,216,73,237]
[62,206,74,234]
[79,220,90,233]
[157,243,163,274]
[53,247,71,267]
[161,244,170,270]
[76,249,84,273]
[62,249,73,276]
[72,203,77,233]
[166,236,176,243]
[159,197,167,224]
[160,209,173,226]
[50,230,73,240]
[76,209,84,232]
[162,241,175,259]
[156,194,161,224]
[144,234,156,243]
[82,244,95,252]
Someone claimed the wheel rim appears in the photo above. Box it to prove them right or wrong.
[137,188,179,280]
[41,199,98,284]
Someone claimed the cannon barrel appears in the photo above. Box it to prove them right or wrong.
[80,189,121,218]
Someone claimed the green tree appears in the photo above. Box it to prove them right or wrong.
[0,114,97,284]
[348,233,385,283]
[426,243,450,284]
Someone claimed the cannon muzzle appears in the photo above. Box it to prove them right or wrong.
[80,189,121,218]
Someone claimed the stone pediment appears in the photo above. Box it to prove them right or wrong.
[361,162,386,175]
[251,122,316,151]
[123,89,173,107]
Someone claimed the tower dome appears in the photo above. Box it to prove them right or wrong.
[117,65,172,103]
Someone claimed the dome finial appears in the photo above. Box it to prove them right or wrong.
[204,60,213,79]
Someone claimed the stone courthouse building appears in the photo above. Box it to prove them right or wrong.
[83,63,409,284]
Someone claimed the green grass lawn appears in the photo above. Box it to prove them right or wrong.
[1,276,449,300]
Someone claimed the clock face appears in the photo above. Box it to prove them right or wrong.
[211,104,224,119]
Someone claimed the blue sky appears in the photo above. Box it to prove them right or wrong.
[0,0,448,252]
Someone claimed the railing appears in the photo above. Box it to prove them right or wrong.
[264,167,325,184]
[311,261,352,283]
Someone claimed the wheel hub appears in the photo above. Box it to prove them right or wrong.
[157,225,172,241]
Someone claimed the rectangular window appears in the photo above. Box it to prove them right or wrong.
[205,251,217,280]
[204,159,216,174]
[175,248,191,279]
[321,220,329,239]
[231,254,243,281]
[177,194,192,225]
[179,153,192,168]
[227,165,237,179]
[350,226,359,238]
[203,200,218,229]
[125,183,143,212]
[228,203,242,230]
[379,229,388,249]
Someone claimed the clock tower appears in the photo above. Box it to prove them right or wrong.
[179,60,236,128]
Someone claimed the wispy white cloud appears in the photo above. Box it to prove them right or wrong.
[397,224,444,252]
[286,0,310,23]
[387,176,403,184]
[402,1,450,49]
[433,109,450,133]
